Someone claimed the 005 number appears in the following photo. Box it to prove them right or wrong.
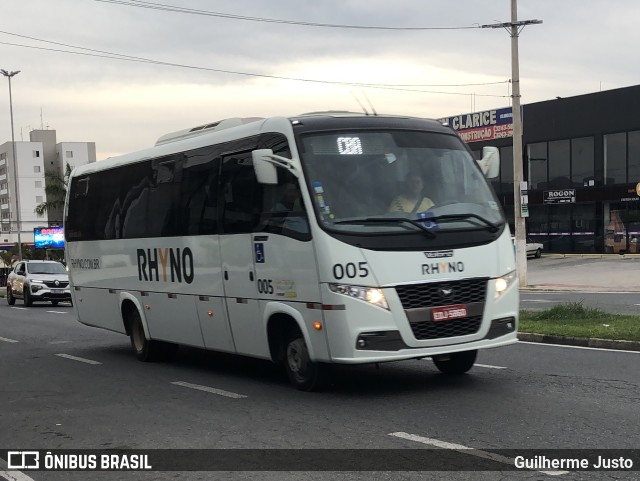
[257,279,274,294]
[332,262,369,280]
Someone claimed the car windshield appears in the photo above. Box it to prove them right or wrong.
[299,130,504,235]
[26,263,67,274]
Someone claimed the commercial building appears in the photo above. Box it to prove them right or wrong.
[0,129,96,246]
[441,84,640,254]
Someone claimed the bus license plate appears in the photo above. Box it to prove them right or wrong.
[431,304,467,322]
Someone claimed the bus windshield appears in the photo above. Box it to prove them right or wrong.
[299,130,505,235]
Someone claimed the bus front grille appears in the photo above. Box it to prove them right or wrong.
[395,279,487,309]
[395,279,487,340]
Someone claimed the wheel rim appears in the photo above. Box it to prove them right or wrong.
[286,338,309,381]
[132,322,145,352]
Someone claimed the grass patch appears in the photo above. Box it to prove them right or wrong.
[519,301,640,342]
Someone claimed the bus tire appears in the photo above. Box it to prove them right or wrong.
[284,330,330,391]
[432,350,477,375]
[7,286,15,305]
[128,308,162,362]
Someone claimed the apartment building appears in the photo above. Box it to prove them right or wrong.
[0,129,96,246]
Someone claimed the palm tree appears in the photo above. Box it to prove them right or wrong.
[34,162,73,220]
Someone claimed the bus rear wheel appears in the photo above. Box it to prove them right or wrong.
[432,350,477,375]
[127,308,177,362]
[284,330,329,391]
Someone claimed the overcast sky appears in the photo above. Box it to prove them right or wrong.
[1,0,639,160]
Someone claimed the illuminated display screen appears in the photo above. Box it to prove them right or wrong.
[34,227,65,249]
[337,137,363,155]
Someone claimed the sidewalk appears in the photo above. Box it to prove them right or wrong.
[521,254,640,292]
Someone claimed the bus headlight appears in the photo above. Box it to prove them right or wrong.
[494,270,517,299]
[329,284,389,310]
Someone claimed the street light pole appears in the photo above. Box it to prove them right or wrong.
[482,1,541,287]
[1,69,23,260]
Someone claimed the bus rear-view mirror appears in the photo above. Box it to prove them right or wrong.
[252,149,278,185]
[477,146,500,179]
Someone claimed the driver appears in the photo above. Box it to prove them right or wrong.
[388,172,434,214]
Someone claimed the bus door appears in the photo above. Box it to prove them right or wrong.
[252,173,319,314]
[219,153,271,359]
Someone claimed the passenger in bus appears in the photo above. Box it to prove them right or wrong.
[388,172,434,214]
[267,181,309,234]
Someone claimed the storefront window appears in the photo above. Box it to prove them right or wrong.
[526,204,548,250]
[571,137,595,187]
[499,146,514,195]
[605,202,640,254]
[528,142,547,190]
[572,203,596,252]
[548,140,571,188]
[604,133,626,184]
[628,131,640,184]
[548,204,572,252]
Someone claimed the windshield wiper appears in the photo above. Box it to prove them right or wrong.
[333,217,437,238]
[426,213,501,233]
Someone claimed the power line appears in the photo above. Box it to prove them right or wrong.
[0,31,509,97]
[95,0,481,31]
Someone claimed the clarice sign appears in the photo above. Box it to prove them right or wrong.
[438,107,514,143]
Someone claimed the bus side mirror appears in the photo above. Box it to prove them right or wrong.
[477,146,500,179]
[252,149,278,185]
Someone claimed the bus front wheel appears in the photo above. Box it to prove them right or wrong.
[284,331,329,391]
[432,350,477,375]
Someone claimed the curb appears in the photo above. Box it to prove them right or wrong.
[520,286,640,293]
[542,253,640,259]
[518,332,640,352]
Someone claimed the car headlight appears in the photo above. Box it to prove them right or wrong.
[329,284,389,310]
[30,279,45,284]
[494,270,517,299]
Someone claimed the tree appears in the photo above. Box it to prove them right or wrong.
[0,243,49,266]
[34,162,73,218]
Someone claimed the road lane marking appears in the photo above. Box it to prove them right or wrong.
[475,363,507,369]
[46,311,68,314]
[55,353,102,365]
[9,307,27,310]
[518,341,640,354]
[0,336,19,343]
[0,457,37,481]
[521,299,555,303]
[171,381,247,399]
[388,432,568,476]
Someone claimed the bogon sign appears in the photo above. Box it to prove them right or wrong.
[543,189,576,204]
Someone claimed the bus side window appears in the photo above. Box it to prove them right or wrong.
[180,148,219,235]
[258,171,310,239]
[221,154,263,234]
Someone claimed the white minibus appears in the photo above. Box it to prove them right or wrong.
[64,113,518,390]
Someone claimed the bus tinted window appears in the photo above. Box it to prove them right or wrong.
[66,133,292,241]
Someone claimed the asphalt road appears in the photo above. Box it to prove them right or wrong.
[1,304,639,480]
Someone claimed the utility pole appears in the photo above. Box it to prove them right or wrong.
[1,69,23,261]
[482,1,541,287]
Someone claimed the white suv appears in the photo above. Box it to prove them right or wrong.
[7,260,72,306]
